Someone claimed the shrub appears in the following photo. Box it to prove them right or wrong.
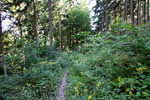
[66,24,150,100]
[0,61,63,100]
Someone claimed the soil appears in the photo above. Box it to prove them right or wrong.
[57,70,68,100]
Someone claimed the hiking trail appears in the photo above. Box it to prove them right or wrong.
[57,70,68,100]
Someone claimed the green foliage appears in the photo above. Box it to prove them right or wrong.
[0,62,63,100]
[0,38,73,99]
[0,38,68,99]
[1,7,150,99]
[24,43,40,68]
[65,24,150,100]
[62,6,91,49]
[110,18,137,35]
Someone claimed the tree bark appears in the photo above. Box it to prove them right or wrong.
[138,0,142,25]
[34,0,39,48]
[48,0,54,48]
[144,0,146,24]
[130,0,134,25]
[105,0,108,31]
[114,0,117,18]
[18,18,23,39]
[147,0,149,22]
[124,0,128,22]
[137,1,139,25]
[0,11,7,77]
[19,23,23,38]
[59,11,62,52]
[120,1,122,17]
[101,17,104,32]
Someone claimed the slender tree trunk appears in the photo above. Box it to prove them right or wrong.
[120,1,122,17]
[105,0,108,31]
[0,11,7,77]
[130,0,134,25]
[18,20,23,39]
[44,35,47,45]
[101,17,104,32]
[34,0,39,48]
[137,1,139,25]
[59,11,62,52]
[48,0,54,48]
[19,25,23,38]
[124,0,128,21]
[147,0,149,22]
[138,0,142,25]
[144,0,146,24]
[13,30,17,53]
[69,32,71,49]
[114,0,117,18]
[133,0,135,24]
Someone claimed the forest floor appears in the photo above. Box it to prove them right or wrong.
[57,70,68,100]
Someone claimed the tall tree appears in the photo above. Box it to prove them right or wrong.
[59,11,62,52]
[101,17,104,32]
[18,15,23,39]
[105,0,108,31]
[63,6,91,49]
[120,0,122,17]
[130,0,134,25]
[124,0,128,21]
[0,11,7,77]
[147,0,149,22]
[138,0,142,25]
[114,0,117,18]
[48,0,54,48]
[34,0,39,48]
[144,0,146,24]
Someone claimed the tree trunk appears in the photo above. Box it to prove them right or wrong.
[114,0,117,18]
[0,11,7,77]
[144,0,146,24]
[18,20,23,39]
[124,0,128,21]
[48,0,54,48]
[130,0,134,25]
[137,1,139,25]
[138,0,142,25]
[120,1,122,17]
[105,0,108,31]
[59,11,62,52]
[147,0,149,22]
[101,17,104,32]
[34,0,39,48]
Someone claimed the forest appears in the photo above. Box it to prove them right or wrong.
[0,0,150,100]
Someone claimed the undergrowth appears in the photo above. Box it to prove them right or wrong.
[0,22,150,100]
[66,23,150,100]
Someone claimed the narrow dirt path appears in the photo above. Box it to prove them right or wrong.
[57,70,68,100]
